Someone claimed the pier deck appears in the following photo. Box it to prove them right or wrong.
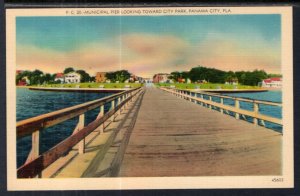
[54,87,282,177]
[118,87,282,176]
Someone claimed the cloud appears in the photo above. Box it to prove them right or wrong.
[187,33,281,73]
[120,34,190,75]
[17,43,121,75]
[17,32,281,78]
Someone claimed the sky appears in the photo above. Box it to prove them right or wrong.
[16,15,281,78]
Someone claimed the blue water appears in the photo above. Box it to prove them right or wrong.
[194,91,282,132]
[17,88,114,167]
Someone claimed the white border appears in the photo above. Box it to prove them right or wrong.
[6,7,294,190]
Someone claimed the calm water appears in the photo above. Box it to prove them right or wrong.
[17,88,113,167]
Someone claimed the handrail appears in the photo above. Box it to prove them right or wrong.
[161,87,282,127]
[17,87,139,138]
[191,90,282,106]
[17,87,144,178]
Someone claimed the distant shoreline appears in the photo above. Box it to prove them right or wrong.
[196,89,269,93]
[17,86,129,93]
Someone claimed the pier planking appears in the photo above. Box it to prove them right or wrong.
[118,87,281,176]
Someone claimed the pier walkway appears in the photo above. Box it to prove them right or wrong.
[53,87,281,177]
[118,87,282,176]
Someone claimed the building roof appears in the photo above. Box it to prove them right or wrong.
[263,77,282,83]
[55,73,64,78]
[65,72,81,76]
[16,70,23,74]
[153,73,170,77]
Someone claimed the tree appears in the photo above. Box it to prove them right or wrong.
[106,70,131,82]
[242,70,267,86]
[181,71,189,81]
[76,70,91,82]
[225,71,236,83]
[63,67,75,74]
[29,69,44,85]
[169,71,181,82]
[235,71,245,84]
[189,66,226,83]
[115,70,131,82]
[90,76,95,82]
[43,73,53,84]
[105,72,116,82]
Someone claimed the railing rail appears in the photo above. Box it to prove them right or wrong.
[161,87,282,126]
[17,87,143,178]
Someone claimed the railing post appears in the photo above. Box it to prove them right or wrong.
[220,98,224,114]
[32,130,40,160]
[118,96,121,115]
[24,129,42,177]
[77,114,85,154]
[253,102,259,125]
[25,129,40,166]
[98,105,104,133]
[185,91,188,100]
[125,94,128,106]
[209,96,212,109]
[261,119,265,127]
[122,94,126,110]
[200,94,203,106]
[235,99,239,119]
[111,99,115,121]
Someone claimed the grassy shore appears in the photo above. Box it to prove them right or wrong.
[155,83,262,90]
[27,83,144,89]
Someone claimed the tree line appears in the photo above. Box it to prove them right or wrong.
[169,66,281,86]
[16,67,95,85]
[16,67,133,85]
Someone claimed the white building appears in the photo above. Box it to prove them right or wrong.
[261,77,282,88]
[65,72,81,83]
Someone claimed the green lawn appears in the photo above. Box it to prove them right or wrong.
[31,83,144,88]
[155,83,261,89]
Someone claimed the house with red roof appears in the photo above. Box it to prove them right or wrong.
[262,77,282,88]
[54,73,65,83]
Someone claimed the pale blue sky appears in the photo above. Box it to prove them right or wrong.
[16,15,282,77]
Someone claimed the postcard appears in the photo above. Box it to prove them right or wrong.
[6,6,293,190]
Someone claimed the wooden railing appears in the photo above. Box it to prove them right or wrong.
[160,87,282,127]
[17,87,144,178]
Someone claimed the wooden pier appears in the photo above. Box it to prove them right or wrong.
[119,87,282,176]
[17,86,282,178]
